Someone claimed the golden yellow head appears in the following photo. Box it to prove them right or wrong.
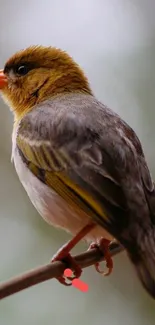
[0,45,92,120]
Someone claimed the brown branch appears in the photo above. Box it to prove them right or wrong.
[0,242,124,300]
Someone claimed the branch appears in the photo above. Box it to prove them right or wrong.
[0,242,124,300]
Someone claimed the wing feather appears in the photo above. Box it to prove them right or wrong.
[15,95,155,238]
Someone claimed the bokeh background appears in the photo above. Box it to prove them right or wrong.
[0,0,155,324]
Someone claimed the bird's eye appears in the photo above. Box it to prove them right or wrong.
[16,65,29,76]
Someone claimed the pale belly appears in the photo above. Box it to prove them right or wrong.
[13,147,113,244]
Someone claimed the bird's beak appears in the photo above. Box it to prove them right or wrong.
[0,70,7,89]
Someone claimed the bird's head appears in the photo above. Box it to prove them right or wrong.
[0,45,92,121]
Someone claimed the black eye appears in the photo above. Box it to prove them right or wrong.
[16,65,29,76]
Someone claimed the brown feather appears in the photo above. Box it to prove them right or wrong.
[2,45,92,121]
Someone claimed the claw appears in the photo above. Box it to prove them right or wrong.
[52,253,82,286]
[88,238,113,276]
[57,276,72,286]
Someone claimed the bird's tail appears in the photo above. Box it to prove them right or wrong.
[127,227,155,299]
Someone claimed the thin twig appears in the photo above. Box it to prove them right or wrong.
[0,242,124,300]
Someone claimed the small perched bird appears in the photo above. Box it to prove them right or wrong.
[1,45,155,298]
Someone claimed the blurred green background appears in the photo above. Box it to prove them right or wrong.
[0,0,155,324]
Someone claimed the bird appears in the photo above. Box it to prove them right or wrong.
[0,45,155,298]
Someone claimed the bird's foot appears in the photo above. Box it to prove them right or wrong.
[88,238,113,276]
[51,223,95,286]
[51,251,82,286]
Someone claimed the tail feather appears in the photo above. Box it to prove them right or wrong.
[128,228,155,299]
[135,259,155,298]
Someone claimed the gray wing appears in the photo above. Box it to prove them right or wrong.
[16,94,155,240]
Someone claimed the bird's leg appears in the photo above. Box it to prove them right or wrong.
[51,223,96,286]
[88,238,113,276]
